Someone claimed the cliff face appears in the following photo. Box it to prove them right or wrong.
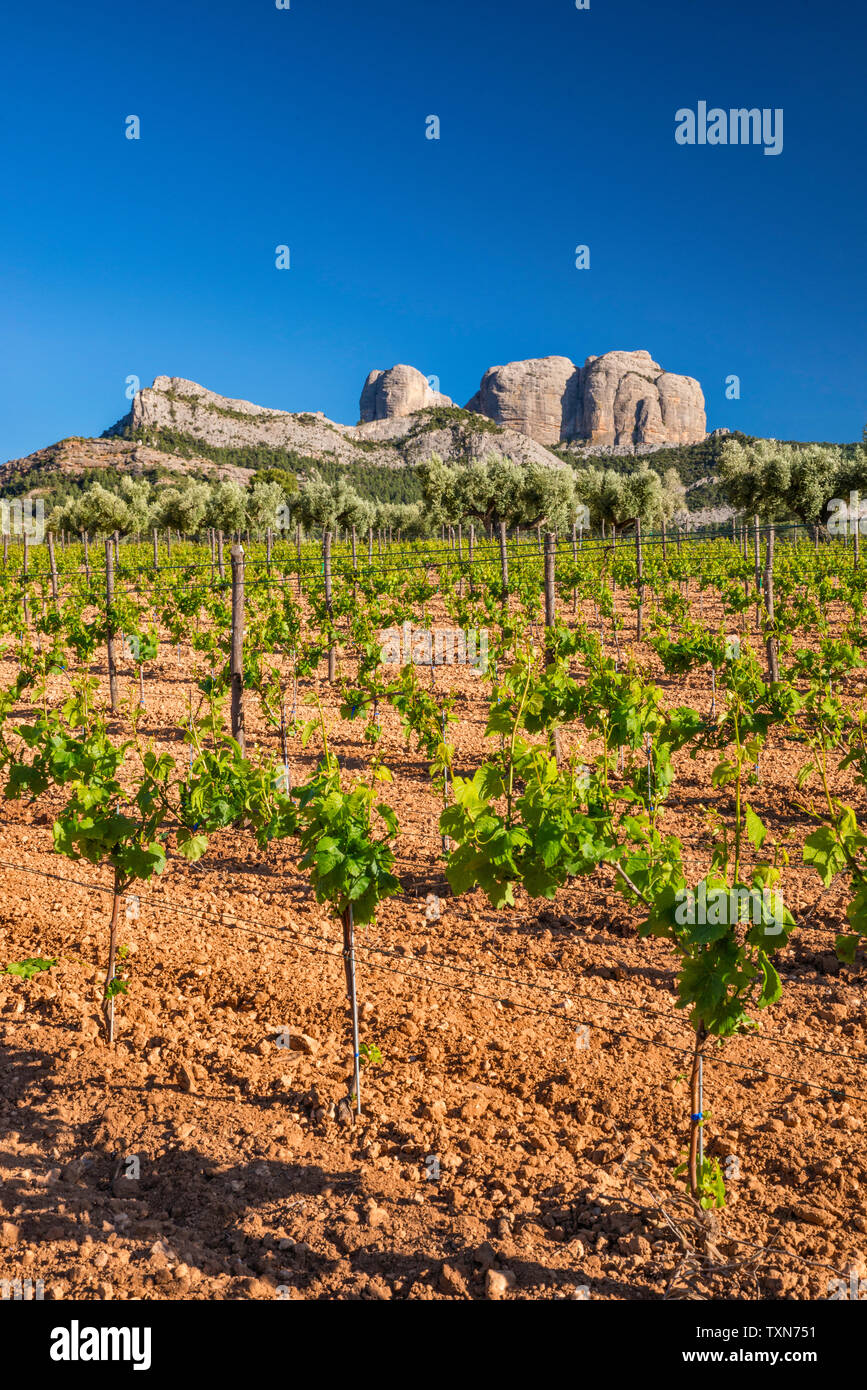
[464,351,706,447]
[85,349,704,480]
[103,376,567,473]
[464,357,581,446]
[116,376,388,466]
[359,365,452,422]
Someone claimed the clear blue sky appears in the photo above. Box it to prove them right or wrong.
[2,0,864,460]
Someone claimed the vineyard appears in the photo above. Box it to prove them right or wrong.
[1,522,865,1303]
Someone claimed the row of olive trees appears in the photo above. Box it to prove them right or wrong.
[46,471,426,541]
[417,453,687,534]
[47,476,288,539]
[290,472,426,538]
[718,435,867,528]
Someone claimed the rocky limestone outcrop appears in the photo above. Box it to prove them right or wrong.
[464,350,705,447]
[359,365,452,422]
[580,351,705,447]
[100,376,564,476]
[464,356,580,446]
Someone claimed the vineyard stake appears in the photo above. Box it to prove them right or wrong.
[323,530,336,682]
[217,530,225,581]
[103,870,122,1047]
[635,517,644,642]
[105,539,119,714]
[441,709,450,855]
[22,531,30,630]
[544,531,561,766]
[688,1023,708,1201]
[498,521,509,599]
[763,525,779,683]
[47,532,59,609]
[341,903,362,1118]
[230,544,245,753]
[151,528,158,572]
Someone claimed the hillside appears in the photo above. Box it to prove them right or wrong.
[3,376,858,519]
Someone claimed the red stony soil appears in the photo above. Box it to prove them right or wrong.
[0,580,865,1301]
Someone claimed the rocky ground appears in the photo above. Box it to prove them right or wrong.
[0,582,865,1302]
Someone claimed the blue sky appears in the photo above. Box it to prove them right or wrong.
[2,0,864,460]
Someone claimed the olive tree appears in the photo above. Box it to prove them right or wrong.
[720,437,842,526]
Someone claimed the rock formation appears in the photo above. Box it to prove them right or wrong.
[100,375,562,475]
[580,351,705,447]
[359,365,452,422]
[464,350,705,447]
[464,356,580,446]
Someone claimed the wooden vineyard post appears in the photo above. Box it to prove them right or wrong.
[763,524,779,683]
[367,525,373,566]
[266,526,273,571]
[687,1022,708,1202]
[661,516,667,562]
[498,520,509,601]
[230,544,245,753]
[854,492,861,568]
[635,517,645,643]
[22,531,30,629]
[323,530,336,682]
[341,904,362,1119]
[102,871,122,1046]
[217,530,225,581]
[47,532,59,609]
[544,531,561,766]
[753,514,762,632]
[468,524,475,562]
[82,531,91,583]
[166,528,172,561]
[151,528,159,572]
[105,538,119,714]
